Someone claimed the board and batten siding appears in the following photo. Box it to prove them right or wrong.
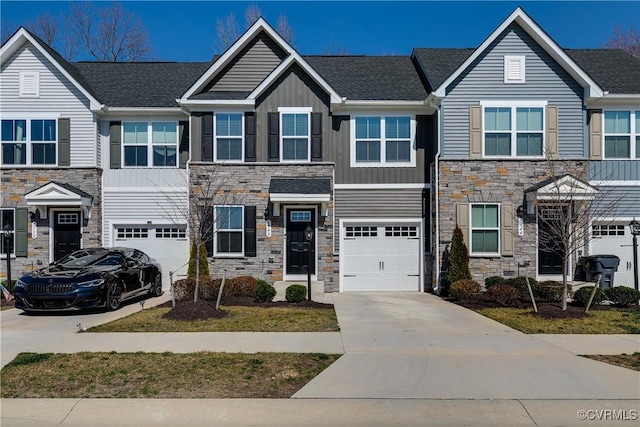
[441,24,584,159]
[334,187,424,251]
[590,160,640,181]
[331,115,427,184]
[0,43,97,167]
[206,31,287,93]
[254,63,331,162]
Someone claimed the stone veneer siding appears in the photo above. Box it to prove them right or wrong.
[0,168,102,278]
[436,159,588,285]
[189,162,337,292]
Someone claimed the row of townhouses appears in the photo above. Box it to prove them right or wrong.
[1,8,639,293]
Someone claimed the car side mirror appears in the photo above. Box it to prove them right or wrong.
[126,260,136,268]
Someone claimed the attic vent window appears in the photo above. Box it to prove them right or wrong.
[19,72,40,97]
[504,56,525,84]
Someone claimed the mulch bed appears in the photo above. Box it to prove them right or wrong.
[451,294,639,319]
[159,296,334,322]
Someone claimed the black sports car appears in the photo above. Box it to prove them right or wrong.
[14,247,162,312]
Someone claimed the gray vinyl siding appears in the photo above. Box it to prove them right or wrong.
[331,116,427,184]
[255,63,331,162]
[594,186,640,217]
[334,188,424,251]
[441,24,584,159]
[206,31,287,93]
[590,160,640,181]
[0,43,97,167]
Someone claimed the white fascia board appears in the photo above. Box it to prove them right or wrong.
[433,8,603,98]
[177,99,255,108]
[269,193,331,203]
[332,100,432,113]
[102,107,186,114]
[590,180,640,187]
[335,183,427,189]
[586,94,640,108]
[248,55,341,104]
[182,17,303,100]
[1,29,104,111]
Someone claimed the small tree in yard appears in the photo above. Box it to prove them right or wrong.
[448,224,472,284]
[187,242,209,278]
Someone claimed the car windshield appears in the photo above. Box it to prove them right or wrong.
[56,249,113,267]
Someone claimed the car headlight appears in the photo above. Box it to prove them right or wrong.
[15,279,27,289]
[78,279,104,288]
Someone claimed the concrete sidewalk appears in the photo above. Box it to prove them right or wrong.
[2,291,639,426]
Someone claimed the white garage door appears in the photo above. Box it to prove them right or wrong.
[590,223,638,288]
[114,225,189,289]
[342,224,420,291]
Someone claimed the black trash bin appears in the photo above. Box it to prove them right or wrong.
[578,255,620,289]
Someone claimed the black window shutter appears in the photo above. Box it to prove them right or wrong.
[178,120,189,168]
[311,112,322,161]
[15,207,28,257]
[202,113,213,162]
[109,121,121,169]
[244,206,257,257]
[57,118,70,167]
[244,113,256,162]
[268,112,279,161]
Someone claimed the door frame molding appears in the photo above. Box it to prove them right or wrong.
[339,217,424,292]
[49,208,83,263]
[283,205,318,282]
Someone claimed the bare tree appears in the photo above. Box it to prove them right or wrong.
[323,41,350,55]
[66,1,151,61]
[215,4,295,52]
[524,157,624,311]
[603,25,640,58]
[25,13,57,45]
[154,168,246,302]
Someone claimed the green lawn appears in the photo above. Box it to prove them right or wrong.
[89,304,340,332]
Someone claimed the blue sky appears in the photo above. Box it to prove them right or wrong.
[2,1,639,61]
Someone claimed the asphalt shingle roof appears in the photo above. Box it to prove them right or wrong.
[73,62,211,107]
[411,48,474,91]
[269,178,332,195]
[566,49,640,94]
[304,56,428,101]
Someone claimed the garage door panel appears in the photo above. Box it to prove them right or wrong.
[342,224,420,292]
[591,223,638,288]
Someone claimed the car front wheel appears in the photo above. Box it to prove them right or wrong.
[150,274,162,297]
[106,283,122,311]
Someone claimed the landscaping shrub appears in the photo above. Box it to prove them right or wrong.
[504,276,537,299]
[484,276,505,289]
[285,284,307,303]
[535,280,568,302]
[449,279,481,300]
[254,280,276,303]
[173,275,258,301]
[224,276,258,297]
[486,284,519,306]
[187,242,210,278]
[604,286,640,307]
[572,286,605,306]
[447,225,471,284]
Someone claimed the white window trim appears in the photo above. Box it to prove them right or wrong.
[349,114,417,168]
[480,101,547,159]
[469,203,501,257]
[504,55,525,84]
[278,107,312,163]
[214,112,245,163]
[213,205,245,257]
[121,121,179,168]
[1,115,58,166]
[602,109,639,159]
[19,71,40,97]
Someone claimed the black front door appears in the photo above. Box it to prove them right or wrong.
[538,219,564,275]
[286,209,315,275]
[54,211,81,261]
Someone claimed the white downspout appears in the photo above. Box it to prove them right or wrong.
[431,99,442,292]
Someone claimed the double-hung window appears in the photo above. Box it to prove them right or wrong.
[470,204,500,256]
[123,121,177,167]
[281,110,310,161]
[483,103,544,157]
[215,113,243,161]
[604,110,639,159]
[214,206,244,256]
[352,115,414,166]
[0,209,15,257]
[1,118,56,165]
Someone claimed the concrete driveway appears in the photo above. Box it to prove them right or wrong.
[294,292,640,399]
